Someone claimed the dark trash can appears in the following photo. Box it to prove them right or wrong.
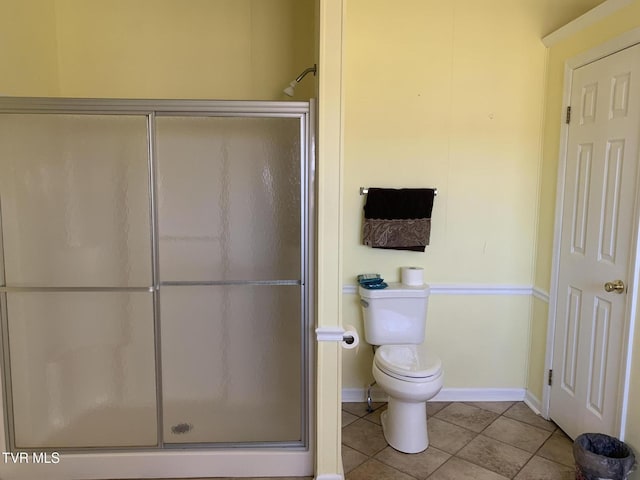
[573,433,636,480]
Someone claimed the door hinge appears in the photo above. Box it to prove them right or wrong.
[566,106,571,124]
[548,369,553,386]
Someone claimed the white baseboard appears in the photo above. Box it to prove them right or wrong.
[524,390,543,416]
[432,388,526,402]
[315,475,343,480]
[342,387,526,403]
[342,387,388,403]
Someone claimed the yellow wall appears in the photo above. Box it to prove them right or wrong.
[534,0,640,472]
[344,293,533,389]
[0,0,314,101]
[0,0,60,96]
[291,0,317,101]
[527,297,548,401]
[54,0,298,99]
[342,0,548,391]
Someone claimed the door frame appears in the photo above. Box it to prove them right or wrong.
[543,27,640,440]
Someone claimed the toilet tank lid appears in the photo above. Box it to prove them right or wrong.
[359,282,430,299]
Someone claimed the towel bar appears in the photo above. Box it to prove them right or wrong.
[360,187,438,196]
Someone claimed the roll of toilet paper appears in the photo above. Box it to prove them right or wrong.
[401,266,424,286]
[342,325,360,350]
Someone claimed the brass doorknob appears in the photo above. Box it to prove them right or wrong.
[604,280,625,294]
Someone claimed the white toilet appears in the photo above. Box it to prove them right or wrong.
[359,282,443,454]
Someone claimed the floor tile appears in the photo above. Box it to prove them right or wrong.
[513,455,574,480]
[457,435,532,478]
[482,416,552,453]
[503,402,556,432]
[435,402,499,433]
[426,401,450,416]
[342,410,358,427]
[427,417,477,454]
[427,457,509,480]
[342,402,384,417]
[342,445,369,474]
[363,405,386,425]
[464,401,515,415]
[346,458,416,480]
[537,430,575,467]
[375,445,450,479]
[342,418,388,456]
[340,401,561,480]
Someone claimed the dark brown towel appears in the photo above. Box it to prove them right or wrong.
[362,188,435,252]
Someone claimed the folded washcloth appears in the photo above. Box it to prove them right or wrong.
[357,273,382,284]
[362,188,436,252]
[361,281,388,290]
[357,273,388,289]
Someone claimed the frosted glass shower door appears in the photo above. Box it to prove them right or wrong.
[156,116,305,445]
[0,114,158,449]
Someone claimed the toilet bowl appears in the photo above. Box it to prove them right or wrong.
[372,345,443,453]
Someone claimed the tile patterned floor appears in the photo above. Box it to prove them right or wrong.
[342,401,575,480]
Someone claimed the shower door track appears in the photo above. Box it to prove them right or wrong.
[0,98,315,477]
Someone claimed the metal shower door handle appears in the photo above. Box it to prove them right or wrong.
[604,280,625,294]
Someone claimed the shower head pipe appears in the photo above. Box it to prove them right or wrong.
[295,64,317,83]
[284,64,317,97]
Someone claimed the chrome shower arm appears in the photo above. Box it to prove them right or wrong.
[295,65,317,83]
[283,64,317,97]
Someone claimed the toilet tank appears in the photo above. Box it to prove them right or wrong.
[359,282,430,345]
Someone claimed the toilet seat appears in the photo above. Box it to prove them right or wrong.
[375,345,442,381]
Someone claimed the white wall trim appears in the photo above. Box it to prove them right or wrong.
[542,55,575,422]
[433,388,526,402]
[532,287,550,303]
[567,26,640,69]
[542,0,633,47]
[342,387,387,403]
[315,475,343,480]
[342,387,526,403]
[342,285,358,295]
[429,285,532,296]
[342,284,356,295]
[524,390,543,417]
[343,284,537,296]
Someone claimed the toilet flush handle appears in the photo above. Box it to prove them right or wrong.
[360,299,369,308]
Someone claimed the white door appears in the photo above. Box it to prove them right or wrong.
[550,43,640,439]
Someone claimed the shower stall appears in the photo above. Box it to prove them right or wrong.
[0,98,313,478]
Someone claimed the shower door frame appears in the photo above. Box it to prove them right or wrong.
[0,98,314,478]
